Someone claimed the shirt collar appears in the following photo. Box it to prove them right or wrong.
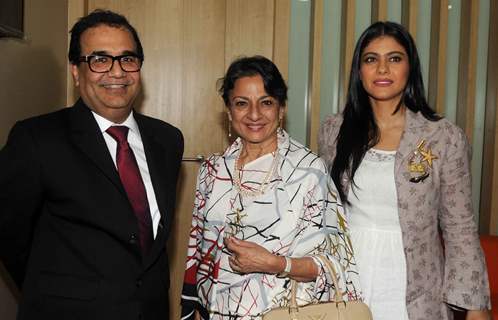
[91,110,140,135]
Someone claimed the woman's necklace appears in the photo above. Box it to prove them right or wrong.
[233,150,280,198]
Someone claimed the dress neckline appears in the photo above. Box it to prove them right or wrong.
[369,147,397,155]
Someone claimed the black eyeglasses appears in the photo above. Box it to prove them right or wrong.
[78,54,143,73]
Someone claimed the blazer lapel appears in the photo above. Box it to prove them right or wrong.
[68,99,126,196]
[395,109,433,175]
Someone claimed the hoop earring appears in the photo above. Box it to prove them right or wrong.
[228,118,232,138]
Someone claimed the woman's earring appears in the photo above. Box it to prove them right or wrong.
[278,118,283,131]
[228,115,232,138]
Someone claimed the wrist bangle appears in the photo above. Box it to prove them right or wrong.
[277,256,292,278]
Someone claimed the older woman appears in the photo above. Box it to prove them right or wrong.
[319,22,490,320]
[181,56,361,319]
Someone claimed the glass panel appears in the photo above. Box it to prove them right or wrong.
[287,0,312,145]
[320,0,343,119]
[472,0,490,222]
[444,0,461,122]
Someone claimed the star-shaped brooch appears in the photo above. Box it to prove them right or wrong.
[408,139,438,183]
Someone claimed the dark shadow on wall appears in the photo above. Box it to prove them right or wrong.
[1,40,65,145]
[0,42,64,318]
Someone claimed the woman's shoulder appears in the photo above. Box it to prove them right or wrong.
[437,117,467,139]
[317,113,343,162]
[284,136,327,172]
[320,113,343,132]
[318,113,343,147]
[417,114,469,145]
[205,152,224,162]
[197,153,225,174]
[406,112,470,163]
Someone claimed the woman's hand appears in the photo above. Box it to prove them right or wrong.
[224,236,282,274]
[466,310,491,320]
[224,236,319,281]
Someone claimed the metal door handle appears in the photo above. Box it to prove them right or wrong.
[182,155,205,162]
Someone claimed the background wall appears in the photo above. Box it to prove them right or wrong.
[0,0,69,318]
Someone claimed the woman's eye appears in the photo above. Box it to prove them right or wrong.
[389,56,402,62]
[261,100,274,106]
[363,56,376,63]
[234,101,247,107]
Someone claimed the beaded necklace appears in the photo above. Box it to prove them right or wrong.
[233,150,280,198]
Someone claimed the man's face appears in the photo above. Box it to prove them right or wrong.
[71,24,141,122]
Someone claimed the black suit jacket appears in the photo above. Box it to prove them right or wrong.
[0,99,184,320]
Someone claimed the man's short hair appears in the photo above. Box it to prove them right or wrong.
[68,9,144,65]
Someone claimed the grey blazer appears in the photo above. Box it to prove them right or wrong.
[318,109,490,320]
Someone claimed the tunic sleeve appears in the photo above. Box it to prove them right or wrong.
[181,160,210,319]
[287,158,361,303]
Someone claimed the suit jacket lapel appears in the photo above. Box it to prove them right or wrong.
[135,114,172,265]
[69,102,172,265]
[69,99,126,197]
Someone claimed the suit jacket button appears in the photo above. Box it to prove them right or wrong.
[136,279,143,287]
[129,233,137,244]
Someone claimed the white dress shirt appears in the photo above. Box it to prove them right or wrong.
[92,111,160,238]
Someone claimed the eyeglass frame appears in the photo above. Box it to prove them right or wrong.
[77,53,144,73]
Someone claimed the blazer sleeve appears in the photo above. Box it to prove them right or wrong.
[0,121,44,286]
[439,126,491,310]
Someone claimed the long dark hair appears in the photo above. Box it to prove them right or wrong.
[332,21,440,203]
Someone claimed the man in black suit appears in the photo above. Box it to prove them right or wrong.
[0,10,183,320]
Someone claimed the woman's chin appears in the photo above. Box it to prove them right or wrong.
[241,137,269,145]
[238,132,277,145]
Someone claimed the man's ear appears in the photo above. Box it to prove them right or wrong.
[71,64,80,87]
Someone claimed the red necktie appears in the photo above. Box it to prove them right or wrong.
[106,126,153,254]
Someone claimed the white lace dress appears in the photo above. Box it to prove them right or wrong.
[347,148,409,320]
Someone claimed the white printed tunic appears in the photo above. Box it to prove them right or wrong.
[181,130,361,319]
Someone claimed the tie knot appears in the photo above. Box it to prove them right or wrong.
[106,126,129,144]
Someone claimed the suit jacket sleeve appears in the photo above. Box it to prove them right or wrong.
[0,121,43,286]
[439,125,490,309]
